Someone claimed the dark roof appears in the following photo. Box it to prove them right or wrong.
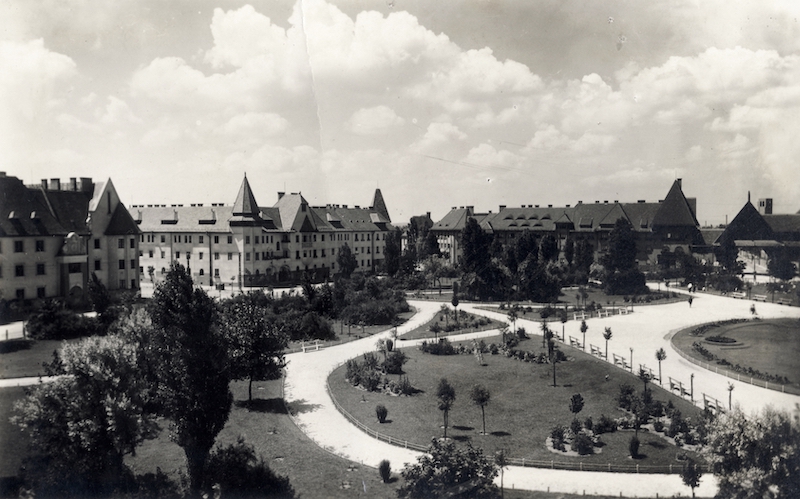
[721,201,774,243]
[34,189,92,234]
[232,176,260,217]
[431,207,475,232]
[764,214,800,235]
[106,203,141,236]
[371,188,391,223]
[0,175,78,237]
[699,228,724,245]
[652,180,698,227]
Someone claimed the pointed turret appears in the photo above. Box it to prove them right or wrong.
[371,188,390,222]
[652,179,698,228]
[230,175,262,226]
[719,199,774,244]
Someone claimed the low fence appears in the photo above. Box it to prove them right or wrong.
[670,335,797,395]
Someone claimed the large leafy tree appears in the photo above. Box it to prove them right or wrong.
[602,218,646,294]
[336,243,358,278]
[715,235,744,275]
[574,239,594,275]
[13,336,154,497]
[539,234,559,262]
[398,438,499,499]
[383,227,403,276]
[703,407,800,499]
[220,292,288,402]
[768,249,798,282]
[145,262,233,495]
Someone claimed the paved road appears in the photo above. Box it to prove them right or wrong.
[283,291,800,498]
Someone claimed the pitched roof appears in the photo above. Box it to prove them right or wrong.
[232,176,260,217]
[34,189,92,234]
[763,214,800,236]
[106,203,141,235]
[0,175,85,237]
[131,205,235,233]
[371,188,391,223]
[431,207,475,232]
[721,201,774,243]
[652,180,698,227]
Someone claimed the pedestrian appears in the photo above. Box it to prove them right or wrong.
[688,296,693,308]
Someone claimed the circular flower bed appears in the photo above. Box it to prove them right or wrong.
[704,335,737,344]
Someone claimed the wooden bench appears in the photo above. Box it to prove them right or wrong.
[752,294,767,302]
[777,298,793,306]
[730,291,746,299]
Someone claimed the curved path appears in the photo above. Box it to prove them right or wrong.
[284,292,800,497]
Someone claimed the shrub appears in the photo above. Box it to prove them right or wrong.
[345,359,362,386]
[204,437,293,498]
[376,404,388,423]
[378,459,391,483]
[629,435,640,458]
[550,425,566,451]
[419,338,456,355]
[571,432,594,456]
[653,420,665,432]
[362,369,381,392]
[516,326,527,338]
[595,414,617,434]
[667,410,687,438]
[570,418,582,435]
[26,300,101,340]
[382,351,407,375]
[616,383,637,411]
[584,416,593,432]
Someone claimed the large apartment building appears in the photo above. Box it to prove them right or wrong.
[431,179,705,269]
[131,176,393,288]
[0,173,140,308]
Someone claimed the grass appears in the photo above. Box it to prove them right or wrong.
[0,338,76,379]
[329,334,702,470]
[672,318,800,386]
[399,310,503,341]
[286,309,417,353]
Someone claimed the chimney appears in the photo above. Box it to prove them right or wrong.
[688,197,697,217]
[757,198,773,215]
[41,179,48,189]
[277,192,285,200]
[603,200,608,204]
[499,205,506,211]
[595,200,599,204]
[70,178,77,191]
[426,212,431,219]
[566,204,571,208]
[49,178,61,190]
[548,204,553,208]
[637,200,646,203]
[677,178,682,187]
[79,178,93,192]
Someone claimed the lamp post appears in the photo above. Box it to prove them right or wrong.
[629,347,633,372]
[690,373,694,402]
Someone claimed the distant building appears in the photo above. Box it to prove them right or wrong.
[431,179,704,269]
[0,173,139,308]
[131,176,392,288]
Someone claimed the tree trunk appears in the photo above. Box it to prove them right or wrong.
[552,360,556,387]
[185,444,211,497]
[481,406,486,435]
[248,377,253,402]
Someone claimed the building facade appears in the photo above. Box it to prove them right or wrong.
[131,176,393,288]
[0,173,140,308]
[431,179,704,269]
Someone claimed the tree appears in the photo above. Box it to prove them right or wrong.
[471,385,491,435]
[637,367,651,394]
[451,282,460,323]
[399,438,499,498]
[703,407,800,499]
[559,309,568,341]
[336,243,358,278]
[423,230,441,259]
[550,338,559,387]
[768,249,798,282]
[507,305,518,336]
[580,320,588,351]
[384,228,402,276]
[680,456,703,498]
[87,272,112,318]
[569,393,585,419]
[727,382,734,410]
[13,335,154,497]
[715,235,744,275]
[144,262,232,495]
[655,348,667,386]
[539,234,559,262]
[602,218,646,295]
[574,240,594,275]
[494,450,508,499]
[564,237,575,267]
[220,292,288,403]
[436,378,456,440]
[603,327,612,359]
[147,265,155,283]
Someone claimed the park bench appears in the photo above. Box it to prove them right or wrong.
[752,294,767,302]
[730,291,746,299]
[777,298,793,306]
[573,311,586,321]
[569,336,583,349]
[590,344,605,358]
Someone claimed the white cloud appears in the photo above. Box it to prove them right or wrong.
[215,112,289,138]
[347,106,405,135]
[411,122,467,155]
[99,96,141,125]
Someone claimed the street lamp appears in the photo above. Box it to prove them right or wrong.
[690,373,694,402]
[629,348,633,372]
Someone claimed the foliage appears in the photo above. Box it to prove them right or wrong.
[550,425,567,452]
[702,407,800,499]
[203,437,294,498]
[419,338,457,355]
[436,378,456,439]
[680,456,703,498]
[12,335,155,497]
[143,262,232,494]
[376,404,388,423]
[715,235,745,275]
[602,219,647,294]
[382,350,408,375]
[384,227,403,277]
[768,250,798,282]
[629,435,640,458]
[219,292,288,401]
[378,459,391,484]
[336,243,358,278]
[571,432,594,456]
[594,414,617,434]
[569,393,585,416]
[26,299,101,340]
[470,384,491,434]
[398,438,499,498]
[616,384,637,411]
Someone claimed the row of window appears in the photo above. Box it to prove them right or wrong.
[12,287,47,300]
[138,232,387,247]
[4,263,47,277]
[2,240,47,253]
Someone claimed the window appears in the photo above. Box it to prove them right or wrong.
[118,238,124,249]
[187,235,192,243]
[367,234,371,241]
[130,259,135,269]
[131,279,137,289]
[376,247,380,254]
[94,260,101,271]
[176,251,181,259]
[321,235,325,242]
[141,234,145,242]
[313,235,317,242]
[174,235,179,243]
[228,253,233,260]
[37,287,46,299]
[255,252,260,261]
[296,251,300,259]
[161,235,166,243]
[214,269,220,277]
[214,252,219,260]
[214,236,219,244]
[36,263,45,275]
[313,250,317,258]
[322,249,326,257]
[14,240,23,253]
[199,236,204,244]
[367,248,371,254]
[277,242,281,250]
[139,266,143,273]
[161,251,165,258]
[199,269,204,276]
[94,239,101,249]
[227,236,233,244]
[296,235,299,243]
[245,253,250,261]
[199,252,204,260]
[119,280,126,289]
[119,260,125,270]
[130,238,135,248]
[15,265,24,277]
[245,236,250,244]
[35,240,44,252]
[16,289,25,300]
[148,250,154,258]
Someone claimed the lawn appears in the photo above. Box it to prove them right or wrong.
[286,309,417,353]
[329,334,702,472]
[672,318,800,388]
[0,338,74,379]
[398,308,503,341]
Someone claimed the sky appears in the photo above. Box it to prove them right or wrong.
[2,0,800,226]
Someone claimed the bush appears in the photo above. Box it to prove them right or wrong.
[362,369,381,392]
[653,420,665,432]
[382,351,407,375]
[419,338,456,355]
[376,404,388,423]
[584,416,593,432]
[616,383,637,411]
[595,414,617,434]
[570,418,582,435]
[629,435,640,458]
[378,460,391,483]
[204,437,294,498]
[571,432,594,456]
[26,300,101,340]
[550,425,566,451]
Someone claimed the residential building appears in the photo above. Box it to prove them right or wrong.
[0,173,139,308]
[431,179,704,269]
[131,176,392,288]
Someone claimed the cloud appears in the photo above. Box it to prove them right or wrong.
[99,96,141,125]
[215,112,289,138]
[410,122,467,155]
[347,106,405,135]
